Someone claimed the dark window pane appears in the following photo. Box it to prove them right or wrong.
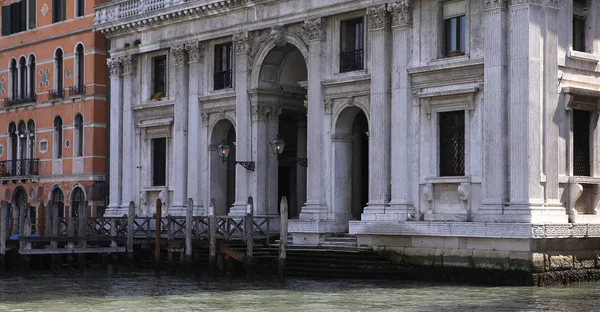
[152,138,166,186]
[439,111,465,176]
[28,0,36,29]
[573,17,585,52]
[153,55,166,95]
[340,17,364,73]
[444,15,466,57]
[77,0,84,17]
[573,109,591,176]
[2,6,11,36]
[214,43,232,90]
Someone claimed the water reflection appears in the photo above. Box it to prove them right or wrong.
[0,273,598,311]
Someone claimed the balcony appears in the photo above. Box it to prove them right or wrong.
[340,49,364,73]
[49,89,64,99]
[0,159,40,181]
[69,85,86,97]
[3,93,37,107]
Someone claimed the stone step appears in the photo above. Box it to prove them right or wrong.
[323,237,357,242]
[319,241,358,248]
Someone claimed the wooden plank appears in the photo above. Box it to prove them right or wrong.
[245,197,253,276]
[219,245,244,262]
[279,196,288,280]
[1,201,8,255]
[127,201,135,253]
[185,198,192,260]
[209,199,216,275]
[19,247,127,255]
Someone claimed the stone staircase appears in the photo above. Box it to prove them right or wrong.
[319,234,358,248]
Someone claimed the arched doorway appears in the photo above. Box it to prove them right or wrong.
[333,107,369,221]
[51,187,65,218]
[210,119,236,215]
[256,43,308,218]
[71,187,85,218]
[11,187,27,235]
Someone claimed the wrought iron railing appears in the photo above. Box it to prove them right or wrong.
[214,70,232,90]
[340,48,364,73]
[49,89,64,99]
[0,159,40,177]
[3,93,36,107]
[68,85,86,97]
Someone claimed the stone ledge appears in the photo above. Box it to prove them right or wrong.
[349,220,600,239]
[289,219,348,233]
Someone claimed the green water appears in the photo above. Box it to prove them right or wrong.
[0,273,598,311]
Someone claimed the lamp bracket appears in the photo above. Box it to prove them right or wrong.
[236,161,255,171]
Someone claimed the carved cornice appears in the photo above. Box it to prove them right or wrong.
[107,57,122,77]
[233,32,251,55]
[367,5,390,30]
[185,42,204,63]
[388,1,413,28]
[270,25,287,48]
[121,55,136,75]
[302,17,327,42]
[509,0,541,6]
[172,44,187,68]
[484,0,508,9]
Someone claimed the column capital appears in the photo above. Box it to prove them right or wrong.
[302,17,327,42]
[233,32,251,55]
[367,4,391,30]
[251,104,281,121]
[107,57,122,77]
[121,55,136,75]
[172,44,187,68]
[484,0,508,10]
[388,0,413,28]
[509,0,541,7]
[185,42,204,63]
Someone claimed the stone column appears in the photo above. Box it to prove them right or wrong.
[506,0,565,223]
[169,44,189,216]
[186,42,205,216]
[121,55,136,209]
[478,0,508,219]
[299,17,328,220]
[296,120,307,217]
[231,33,252,216]
[251,105,276,216]
[106,58,123,216]
[387,0,414,220]
[362,5,392,220]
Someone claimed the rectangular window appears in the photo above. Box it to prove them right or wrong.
[340,17,364,73]
[573,0,587,52]
[52,0,65,23]
[152,55,166,96]
[443,0,466,57]
[76,0,84,18]
[573,109,591,176]
[214,42,233,90]
[152,138,166,186]
[28,0,36,29]
[2,1,29,36]
[439,111,465,176]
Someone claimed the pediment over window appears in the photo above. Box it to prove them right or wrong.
[563,86,600,111]
[412,83,482,119]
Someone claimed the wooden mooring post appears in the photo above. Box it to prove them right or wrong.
[279,196,288,280]
[78,200,88,271]
[208,199,216,276]
[1,201,8,270]
[185,198,193,271]
[127,201,135,267]
[155,199,162,269]
[245,197,254,278]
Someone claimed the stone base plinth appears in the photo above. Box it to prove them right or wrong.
[103,206,129,217]
[289,219,348,245]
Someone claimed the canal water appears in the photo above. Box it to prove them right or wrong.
[0,273,599,311]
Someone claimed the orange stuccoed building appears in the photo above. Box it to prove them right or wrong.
[0,0,108,228]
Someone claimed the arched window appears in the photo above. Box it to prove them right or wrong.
[27,120,35,159]
[54,116,63,159]
[70,187,85,218]
[8,123,17,162]
[28,55,36,101]
[51,187,65,219]
[9,59,17,100]
[74,114,83,157]
[53,49,64,98]
[18,121,26,160]
[73,44,85,95]
[18,57,26,99]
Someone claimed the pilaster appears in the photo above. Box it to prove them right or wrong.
[120,54,136,209]
[362,5,392,220]
[169,44,189,216]
[186,42,205,216]
[299,17,329,220]
[105,57,124,216]
[386,0,415,220]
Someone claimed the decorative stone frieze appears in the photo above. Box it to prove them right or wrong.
[251,105,282,121]
[484,0,508,9]
[107,57,122,77]
[185,42,203,63]
[270,25,287,48]
[302,17,327,42]
[367,4,390,30]
[121,55,136,75]
[233,32,251,55]
[388,1,413,27]
[172,45,187,68]
[509,0,541,6]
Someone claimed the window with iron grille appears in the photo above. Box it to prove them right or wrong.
[573,109,591,176]
[340,17,364,73]
[152,55,166,96]
[439,110,465,176]
[214,42,233,90]
[152,138,166,186]
[443,0,466,57]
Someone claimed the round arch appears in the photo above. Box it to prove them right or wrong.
[209,119,236,215]
[70,185,86,218]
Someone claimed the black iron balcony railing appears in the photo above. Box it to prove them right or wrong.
[69,85,86,97]
[0,158,40,177]
[340,48,364,73]
[49,88,65,99]
[214,70,232,90]
[3,93,37,107]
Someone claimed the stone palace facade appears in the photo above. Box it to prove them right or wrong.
[95,0,600,273]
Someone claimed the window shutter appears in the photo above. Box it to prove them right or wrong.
[28,0,36,29]
[52,0,57,23]
[19,1,26,32]
[60,0,65,21]
[1,6,11,36]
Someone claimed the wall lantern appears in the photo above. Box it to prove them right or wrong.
[217,140,255,171]
[270,136,308,168]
